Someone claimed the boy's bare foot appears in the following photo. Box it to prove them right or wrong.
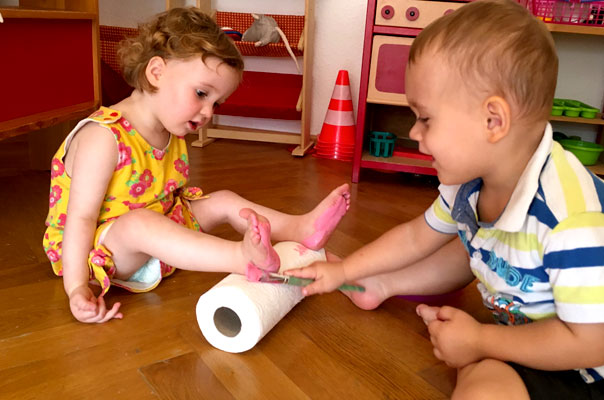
[416,304,441,325]
[301,183,351,250]
[324,252,387,310]
[240,208,280,272]
[340,275,389,310]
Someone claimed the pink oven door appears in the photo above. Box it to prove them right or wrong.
[367,35,414,106]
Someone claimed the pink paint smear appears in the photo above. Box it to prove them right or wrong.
[302,196,347,250]
[245,262,264,282]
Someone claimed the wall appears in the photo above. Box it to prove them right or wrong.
[99,0,165,28]
[99,1,603,140]
[552,34,604,141]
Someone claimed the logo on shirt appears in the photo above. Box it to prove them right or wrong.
[486,250,541,293]
[485,295,531,325]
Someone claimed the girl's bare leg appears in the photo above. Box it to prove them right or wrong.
[101,207,275,280]
[191,184,351,250]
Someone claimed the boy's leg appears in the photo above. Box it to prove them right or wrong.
[101,208,273,279]
[190,184,351,250]
[343,237,474,310]
[453,359,529,400]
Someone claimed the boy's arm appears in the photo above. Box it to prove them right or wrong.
[61,124,122,322]
[382,236,475,297]
[288,213,457,294]
[425,307,604,370]
[482,318,604,370]
[341,214,456,282]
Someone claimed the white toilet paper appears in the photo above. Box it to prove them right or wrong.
[196,241,326,353]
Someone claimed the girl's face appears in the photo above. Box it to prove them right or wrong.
[406,53,489,185]
[152,55,240,137]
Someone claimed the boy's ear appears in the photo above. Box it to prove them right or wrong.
[145,56,166,87]
[483,96,510,144]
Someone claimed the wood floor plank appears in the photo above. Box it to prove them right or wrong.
[179,323,311,400]
[251,317,398,399]
[140,352,235,400]
[285,297,447,399]
[0,329,190,399]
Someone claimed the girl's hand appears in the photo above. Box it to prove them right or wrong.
[417,304,484,368]
[68,285,123,323]
[285,260,347,296]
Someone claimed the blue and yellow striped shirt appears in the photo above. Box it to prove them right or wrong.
[425,124,604,383]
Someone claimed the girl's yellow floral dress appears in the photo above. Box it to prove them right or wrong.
[43,107,208,295]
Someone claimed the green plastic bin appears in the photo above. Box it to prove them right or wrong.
[559,139,604,166]
[369,131,396,157]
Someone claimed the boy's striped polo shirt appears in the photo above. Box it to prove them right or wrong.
[425,124,604,383]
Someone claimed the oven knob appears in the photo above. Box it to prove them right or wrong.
[381,5,394,19]
[406,7,420,21]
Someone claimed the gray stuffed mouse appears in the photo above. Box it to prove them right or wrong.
[242,13,300,72]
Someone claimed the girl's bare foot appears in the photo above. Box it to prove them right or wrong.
[240,208,280,272]
[245,262,265,282]
[301,183,351,250]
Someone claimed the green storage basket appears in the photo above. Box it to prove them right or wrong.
[369,131,396,157]
[559,139,604,166]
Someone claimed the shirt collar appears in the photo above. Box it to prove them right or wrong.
[494,123,553,232]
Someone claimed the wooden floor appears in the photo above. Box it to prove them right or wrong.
[0,135,491,400]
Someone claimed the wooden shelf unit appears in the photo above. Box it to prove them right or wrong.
[0,2,100,141]
[175,0,315,157]
[352,0,604,182]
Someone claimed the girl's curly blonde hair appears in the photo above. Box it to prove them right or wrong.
[118,7,244,93]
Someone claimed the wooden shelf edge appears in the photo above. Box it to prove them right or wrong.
[0,7,96,20]
[206,126,302,145]
[588,162,604,176]
[0,102,97,141]
[291,139,315,157]
[191,137,215,148]
[366,97,409,107]
[545,23,604,36]
[360,151,437,175]
[550,113,604,125]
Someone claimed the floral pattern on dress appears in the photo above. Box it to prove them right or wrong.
[50,158,65,178]
[43,107,206,294]
[116,142,133,171]
[49,185,62,208]
[174,155,189,179]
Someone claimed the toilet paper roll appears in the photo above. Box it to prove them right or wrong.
[196,241,326,353]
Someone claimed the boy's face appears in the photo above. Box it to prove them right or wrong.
[406,53,490,185]
[152,56,240,137]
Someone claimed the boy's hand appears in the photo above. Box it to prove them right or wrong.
[68,285,123,323]
[417,304,483,368]
[285,260,346,296]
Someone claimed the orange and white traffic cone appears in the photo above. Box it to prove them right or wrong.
[313,70,355,162]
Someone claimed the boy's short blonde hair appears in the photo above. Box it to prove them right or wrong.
[409,0,558,123]
[119,7,244,93]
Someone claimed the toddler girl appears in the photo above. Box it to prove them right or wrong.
[43,7,350,324]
